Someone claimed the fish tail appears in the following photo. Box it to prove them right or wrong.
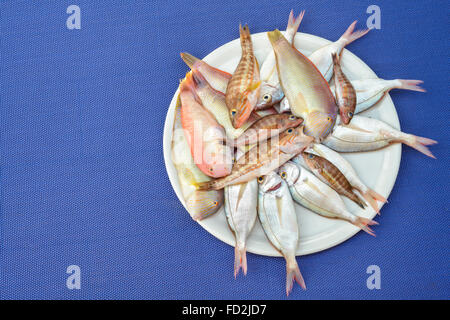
[286,256,306,296]
[181,71,195,90]
[353,217,378,237]
[267,29,285,46]
[404,134,438,159]
[340,21,370,46]
[180,52,200,69]
[396,79,426,92]
[191,68,209,89]
[239,23,251,40]
[234,244,248,278]
[352,192,367,210]
[361,188,387,215]
[287,9,305,35]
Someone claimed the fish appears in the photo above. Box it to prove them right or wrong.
[294,152,367,209]
[278,97,291,113]
[330,78,426,114]
[268,29,338,141]
[190,69,249,139]
[180,52,231,93]
[331,53,356,124]
[171,94,223,220]
[322,115,437,158]
[224,151,258,278]
[226,24,261,128]
[256,10,305,110]
[308,21,370,81]
[234,113,304,147]
[302,143,386,213]
[257,171,306,295]
[197,125,314,190]
[180,72,233,177]
[279,162,378,236]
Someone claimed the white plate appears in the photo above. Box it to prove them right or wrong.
[163,32,401,256]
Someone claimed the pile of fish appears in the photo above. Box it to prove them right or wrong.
[170,11,437,295]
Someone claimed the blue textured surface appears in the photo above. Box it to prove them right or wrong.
[1,0,448,300]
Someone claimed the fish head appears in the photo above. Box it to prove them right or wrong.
[255,83,284,109]
[279,125,314,154]
[279,114,304,129]
[230,99,254,129]
[301,152,320,169]
[339,107,354,125]
[203,142,233,178]
[278,162,300,186]
[257,171,283,195]
[186,189,223,221]
[304,111,337,141]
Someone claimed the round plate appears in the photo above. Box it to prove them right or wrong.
[163,32,401,256]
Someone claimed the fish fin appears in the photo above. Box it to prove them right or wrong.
[353,217,378,237]
[395,79,426,92]
[196,180,217,191]
[180,52,200,69]
[267,29,286,45]
[340,21,370,46]
[286,257,306,296]
[287,10,305,40]
[404,135,438,159]
[245,80,261,94]
[234,245,248,278]
[361,188,387,215]
[239,24,251,40]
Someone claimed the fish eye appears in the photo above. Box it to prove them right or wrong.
[289,115,296,120]
[230,109,237,116]
[287,128,294,133]
[213,201,218,206]
[326,117,331,121]
[263,94,271,102]
[209,168,213,172]
[280,172,287,179]
[348,112,354,118]
[257,176,264,183]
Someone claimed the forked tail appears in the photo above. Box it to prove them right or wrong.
[395,79,426,92]
[353,217,379,237]
[286,256,306,296]
[360,188,387,215]
[180,52,200,69]
[403,134,438,159]
[234,245,248,278]
[286,10,305,43]
[340,21,370,46]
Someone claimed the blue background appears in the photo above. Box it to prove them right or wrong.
[1,0,448,300]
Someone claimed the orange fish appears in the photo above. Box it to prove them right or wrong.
[225,24,261,129]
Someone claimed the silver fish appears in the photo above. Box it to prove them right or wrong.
[308,21,370,81]
[322,115,437,158]
[257,171,306,295]
[224,151,258,278]
[330,78,426,114]
[297,143,387,213]
[256,10,305,110]
[279,162,378,236]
